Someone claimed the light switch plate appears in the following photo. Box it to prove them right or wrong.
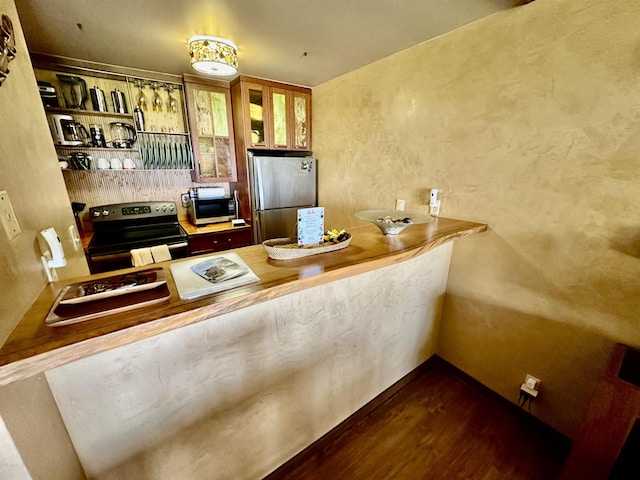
[0,191,21,240]
[429,189,439,206]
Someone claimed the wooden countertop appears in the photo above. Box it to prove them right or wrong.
[179,219,251,236]
[0,217,486,386]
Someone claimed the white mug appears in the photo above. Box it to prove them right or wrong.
[97,158,110,170]
[110,158,123,170]
[123,158,136,169]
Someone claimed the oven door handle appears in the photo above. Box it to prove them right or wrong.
[167,241,189,252]
[89,241,190,262]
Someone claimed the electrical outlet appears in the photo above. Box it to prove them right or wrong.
[524,374,541,390]
[429,189,441,216]
[395,199,405,211]
[0,191,21,240]
[520,383,539,398]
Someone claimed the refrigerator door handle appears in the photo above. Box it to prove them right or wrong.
[254,161,267,211]
[254,211,263,245]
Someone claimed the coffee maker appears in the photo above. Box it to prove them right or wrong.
[47,114,89,146]
[109,122,137,148]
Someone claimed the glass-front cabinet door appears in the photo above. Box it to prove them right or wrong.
[242,82,268,149]
[269,87,291,149]
[184,76,236,182]
[292,91,311,151]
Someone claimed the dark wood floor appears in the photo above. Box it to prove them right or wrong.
[265,357,571,480]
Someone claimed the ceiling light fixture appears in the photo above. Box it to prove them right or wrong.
[188,36,238,76]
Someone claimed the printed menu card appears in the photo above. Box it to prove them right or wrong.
[297,207,324,247]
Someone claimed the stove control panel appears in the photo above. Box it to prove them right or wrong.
[90,201,177,223]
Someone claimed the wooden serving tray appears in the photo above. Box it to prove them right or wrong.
[45,268,170,327]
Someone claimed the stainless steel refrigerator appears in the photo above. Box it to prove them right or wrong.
[248,152,317,243]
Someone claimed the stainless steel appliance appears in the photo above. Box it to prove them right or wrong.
[47,113,89,146]
[87,201,190,274]
[89,85,108,112]
[248,152,317,243]
[38,81,58,107]
[182,187,236,226]
[89,124,107,147]
[56,74,87,109]
[111,89,128,114]
[68,152,90,170]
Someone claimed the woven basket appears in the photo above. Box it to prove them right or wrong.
[262,234,352,260]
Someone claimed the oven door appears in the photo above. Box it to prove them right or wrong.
[88,241,190,274]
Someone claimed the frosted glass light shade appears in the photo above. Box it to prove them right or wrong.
[188,36,238,76]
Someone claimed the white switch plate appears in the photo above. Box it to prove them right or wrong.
[0,191,21,240]
[429,189,439,206]
[395,199,405,211]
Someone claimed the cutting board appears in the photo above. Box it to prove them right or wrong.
[169,253,259,300]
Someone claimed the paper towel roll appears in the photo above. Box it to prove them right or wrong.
[195,187,225,200]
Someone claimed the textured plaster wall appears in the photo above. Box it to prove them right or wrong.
[312,0,640,437]
[0,1,88,478]
[0,375,85,480]
[46,245,451,479]
[0,0,88,346]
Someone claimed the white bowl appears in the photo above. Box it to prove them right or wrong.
[355,209,433,235]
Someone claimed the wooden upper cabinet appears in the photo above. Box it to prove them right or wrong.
[183,74,237,182]
[241,82,269,149]
[269,87,291,149]
[291,90,311,151]
[233,76,311,151]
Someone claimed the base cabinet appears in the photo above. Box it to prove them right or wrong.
[188,228,252,255]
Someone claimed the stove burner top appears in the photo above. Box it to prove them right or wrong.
[88,224,188,254]
[86,201,191,273]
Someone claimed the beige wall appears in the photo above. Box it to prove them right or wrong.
[0,0,88,345]
[0,1,87,478]
[313,0,640,437]
[0,375,85,480]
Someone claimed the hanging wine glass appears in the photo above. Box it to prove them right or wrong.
[166,85,178,114]
[135,80,148,111]
[151,82,163,112]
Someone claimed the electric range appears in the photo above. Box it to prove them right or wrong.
[87,201,190,274]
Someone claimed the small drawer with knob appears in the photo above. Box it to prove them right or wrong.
[188,228,252,255]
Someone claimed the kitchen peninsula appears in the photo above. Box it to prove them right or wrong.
[0,216,485,479]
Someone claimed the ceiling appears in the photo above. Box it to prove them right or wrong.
[14,0,526,87]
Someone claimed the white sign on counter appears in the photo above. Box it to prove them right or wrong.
[297,207,324,247]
